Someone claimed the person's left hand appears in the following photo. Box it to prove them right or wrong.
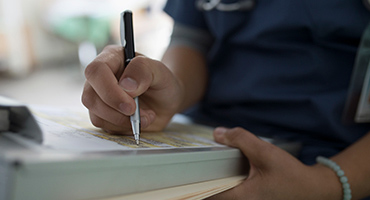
[206,127,342,200]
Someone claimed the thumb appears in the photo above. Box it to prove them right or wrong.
[118,56,154,98]
[214,127,273,164]
[119,56,176,98]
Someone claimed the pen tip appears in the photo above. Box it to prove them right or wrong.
[136,140,140,145]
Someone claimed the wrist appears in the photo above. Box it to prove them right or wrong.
[309,163,343,200]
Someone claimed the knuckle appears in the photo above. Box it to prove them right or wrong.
[103,44,120,52]
[226,127,245,144]
[81,89,95,109]
[131,56,149,67]
[130,56,152,75]
[84,62,100,80]
[227,127,248,147]
[81,94,89,108]
[81,96,92,109]
[90,115,104,128]
[85,45,123,80]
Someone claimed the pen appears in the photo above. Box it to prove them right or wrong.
[121,10,140,145]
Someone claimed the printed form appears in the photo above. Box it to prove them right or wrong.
[30,106,223,152]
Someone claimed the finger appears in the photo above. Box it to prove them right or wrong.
[89,108,156,134]
[119,56,152,96]
[119,56,179,99]
[82,83,131,126]
[89,112,130,134]
[94,45,125,76]
[213,127,273,164]
[83,83,156,130]
[84,46,136,116]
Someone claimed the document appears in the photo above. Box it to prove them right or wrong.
[1,98,303,200]
[343,23,370,123]
[103,175,247,200]
[355,63,370,122]
[1,97,249,200]
[30,106,223,152]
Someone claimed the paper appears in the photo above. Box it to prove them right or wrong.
[355,62,370,122]
[30,106,223,152]
[342,22,370,123]
[102,175,247,200]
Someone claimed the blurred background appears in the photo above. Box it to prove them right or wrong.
[0,0,172,107]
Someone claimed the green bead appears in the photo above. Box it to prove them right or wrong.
[343,193,352,200]
[327,160,335,166]
[317,156,325,163]
[340,176,348,183]
[316,156,351,200]
[333,165,341,171]
[343,188,351,194]
[343,183,350,189]
[337,169,344,176]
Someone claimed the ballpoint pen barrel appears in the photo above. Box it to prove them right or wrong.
[123,11,135,60]
[121,10,141,145]
[130,97,140,144]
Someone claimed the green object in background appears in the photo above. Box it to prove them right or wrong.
[88,17,111,48]
[52,16,110,48]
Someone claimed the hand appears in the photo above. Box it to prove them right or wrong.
[81,45,183,133]
[207,127,343,200]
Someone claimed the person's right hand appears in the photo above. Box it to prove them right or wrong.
[81,45,184,134]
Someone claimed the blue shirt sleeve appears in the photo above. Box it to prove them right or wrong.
[164,0,208,30]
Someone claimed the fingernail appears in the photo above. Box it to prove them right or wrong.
[120,77,138,92]
[140,116,148,128]
[214,127,228,137]
[141,112,155,128]
[148,111,155,122]
[119,102,132,115]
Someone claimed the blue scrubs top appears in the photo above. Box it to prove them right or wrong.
[164,0,370,164]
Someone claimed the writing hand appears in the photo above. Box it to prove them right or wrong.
[82,45,183,134]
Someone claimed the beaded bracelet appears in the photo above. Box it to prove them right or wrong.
[316,156,352,200]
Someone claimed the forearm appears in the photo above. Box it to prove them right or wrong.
[329,131,370,199]
[312,131,370,199]
[161,45,208,112]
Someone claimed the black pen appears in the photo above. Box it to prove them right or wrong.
[120,10,140,145]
